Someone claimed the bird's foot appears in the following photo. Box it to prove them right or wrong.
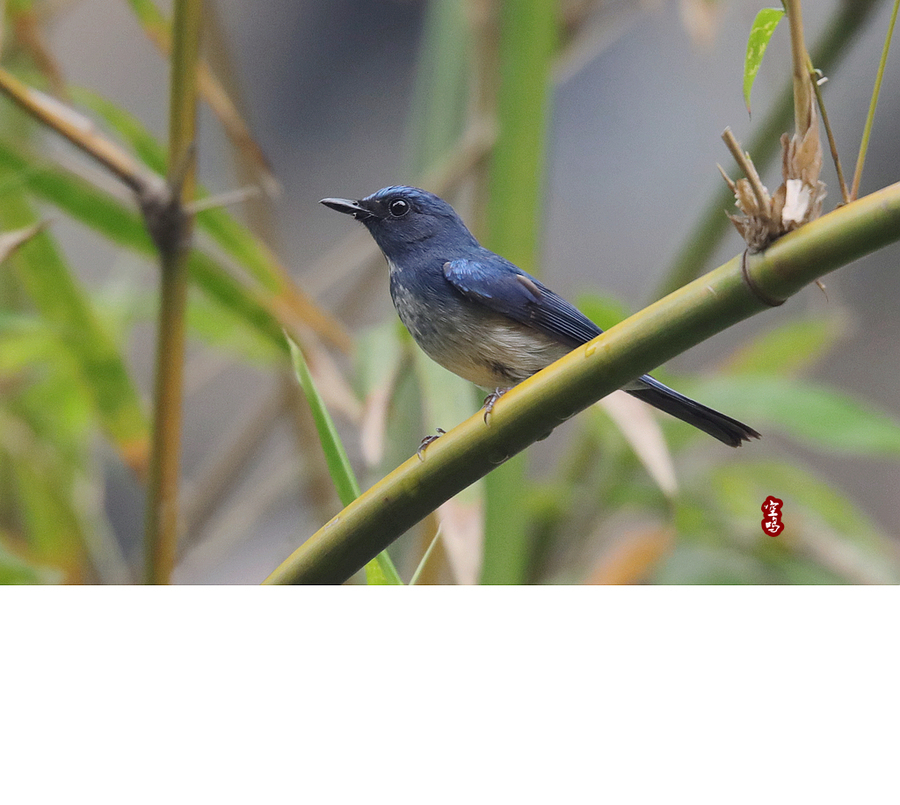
[482,388,508,424]
[416,428,446,461]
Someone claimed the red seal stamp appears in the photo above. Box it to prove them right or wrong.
[761,496,784,537]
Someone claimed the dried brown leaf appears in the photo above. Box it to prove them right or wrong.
[437,499,484,585]
[587,526,675,585]
[722,98,825,252]
[679,0,723,49]
[600,392,677,498]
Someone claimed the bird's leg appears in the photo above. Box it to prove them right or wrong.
[482,388,508,424]
[416,428,446,461]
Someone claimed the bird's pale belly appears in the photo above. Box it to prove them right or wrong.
[422,320,571,388]
[391,278,571,388]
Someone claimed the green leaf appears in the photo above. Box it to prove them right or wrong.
[687,375,900,456]
[656,543,772,585]
[186,283,283,364]
[0,138,289,356]
[0,534,63,585]
[574,293,631,333]
[71,87,167,174]
[712,461,886,548]
[6,0,36,16]
[0,138,153,250]
[123,0,170,37]
[2,412,83,572]
[0,175,149,474]
[744,8,785,114]
[287,336,402,585]
[0,312,61,372]
[723,314,847,376]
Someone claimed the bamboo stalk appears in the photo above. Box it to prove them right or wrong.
[143,0,204,584]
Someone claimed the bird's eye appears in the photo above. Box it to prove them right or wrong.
[388,198,410,217]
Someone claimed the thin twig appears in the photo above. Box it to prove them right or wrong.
[721,127,768,208]
[187,184,261,214]
[850,0,900,200]
[811,71,849,204]
[0,67,152,194]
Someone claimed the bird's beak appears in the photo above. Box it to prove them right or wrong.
[320,197,375,221]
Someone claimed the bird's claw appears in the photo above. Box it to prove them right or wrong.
[482,388,507,424]
[416,428,446,461]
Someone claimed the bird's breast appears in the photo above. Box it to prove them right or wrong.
[388,264,570,388]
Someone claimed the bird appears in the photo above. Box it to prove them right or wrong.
[320,185,760,448]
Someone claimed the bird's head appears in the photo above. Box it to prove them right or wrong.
[320,185,478,258]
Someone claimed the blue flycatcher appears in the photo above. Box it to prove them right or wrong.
[321,186,759,447]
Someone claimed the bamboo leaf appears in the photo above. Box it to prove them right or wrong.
[743,8,785,115]
[689,375,900,455]
[71,86,166,173]
[722,314,846,376]
[0,139,289,355]
[0,534,64,584]
[288,335,402,585]
[0,138,153,249]
[0,179,150,475]
[0,410,87,580]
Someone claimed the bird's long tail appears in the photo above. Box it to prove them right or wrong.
[626,375,760,448]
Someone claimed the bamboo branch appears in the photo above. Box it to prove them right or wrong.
[811,73,849,204]
[0,66,154,194]
[784,0,812,133]
[143,0,203,585]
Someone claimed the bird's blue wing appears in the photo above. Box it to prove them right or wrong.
[443,257,602,346]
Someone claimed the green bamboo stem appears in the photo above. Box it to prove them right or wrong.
[264,180,900,584]
[480,0,559,585]
[143,0,203,584]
